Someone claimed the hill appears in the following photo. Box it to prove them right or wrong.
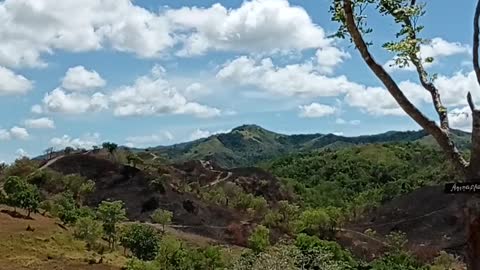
[145,124,471,168]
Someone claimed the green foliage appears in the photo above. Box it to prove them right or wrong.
[268,144,459,217]
[97,200,127,249]
[150,209,173,231]
[371,231,426,270]
[102,142,118,154]
[3,176,40,216]
[248,225,270,253]
[51,192,79,224]
[120,224,160,261]
[263,200,300,234]
[296,208,333,238]
[73,216,103,248]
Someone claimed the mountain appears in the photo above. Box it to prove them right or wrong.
[147,124,471,168]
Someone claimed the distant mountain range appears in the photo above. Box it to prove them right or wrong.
[144,124,471,168]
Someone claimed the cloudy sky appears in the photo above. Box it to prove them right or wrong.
[0,0,477,162]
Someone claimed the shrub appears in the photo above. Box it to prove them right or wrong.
[74,216,103,249]
[120,224,160,261]
[248,225,270,253]
[97,200,127,249]
[151,209,173,232]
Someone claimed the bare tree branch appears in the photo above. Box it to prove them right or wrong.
[342,0,468,175]
[469,92,476,112]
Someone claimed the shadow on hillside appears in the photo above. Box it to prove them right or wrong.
[0,209,33,220]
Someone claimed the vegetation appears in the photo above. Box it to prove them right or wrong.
[120,224,160,260]
[151,209,173,232]
[73,216,103,249]
[3,176,40,216]
[97,200,127,249]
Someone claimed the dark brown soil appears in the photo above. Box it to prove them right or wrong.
[343,185,469,261]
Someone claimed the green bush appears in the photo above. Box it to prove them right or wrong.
[248,225,270,253]
[120,224,160,261]
[74,216,103,248]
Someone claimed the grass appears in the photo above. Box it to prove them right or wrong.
[0,206,126,270]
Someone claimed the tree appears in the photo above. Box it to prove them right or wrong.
[97,200,127,249]
[3,176,40,216]
[3,176,27,212]
[74,216,103,249]
[51,192,79,224]
[151,209,173,232]
[78,179,95,205]
[248,225,270,253]
[19,184,40,217]
[330,1,480,268]
[64,146,75,155]
[127,154,144,168]
[102,142,118,159]
[120,223,160,260]
[44,147,54,159]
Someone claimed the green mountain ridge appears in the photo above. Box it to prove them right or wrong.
[147,124,471,168]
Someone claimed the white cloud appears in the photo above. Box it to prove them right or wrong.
[16,148,28,158]
[217,56,358,98]
[125,131,174,147]
[0,129,10,140]
[333,132,344,136]
[315,47,349,74]
[435,71,480,107]
[0,0,337,68]
[298,103,336,118]
[9,126,29,140]
[384,38,469,72]
[0,0,175,68]
[336,118,360,125]
[183,83,211,98]
[50,133,100,149]
[189,128,231,141]
[345,80,430,116]
[24,117,55,129]
[42,88,108,114]
[61,66,106,91]
[110,66,220,118]
[166,0,330,56]
[0,66,33,95]
[31,104,43,114]
[448,106,471,131]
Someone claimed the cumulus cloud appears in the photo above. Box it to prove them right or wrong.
[9,126,29,140]
[61,66,106,91]
[110,65,220,118]
[298,103,336,118]
[50,133,100,149]
[31,104,43,114]
[183,83,211,99]
[0,66,33,95]
[448,106,472,131]
[0,0,337,68]
[125,131,174,147]
[16,148,28,158]
[24,117,55,129]
[42,88,108,114]
[345,80,430,116]
[217,56,358,98]
[189,128,230,141]
[315,47,349,74]
[0,0,175,68]
[435,71,480,107]
[384,38,470,72]
[167,0,331,56]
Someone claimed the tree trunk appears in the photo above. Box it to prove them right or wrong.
[466,195,480,270]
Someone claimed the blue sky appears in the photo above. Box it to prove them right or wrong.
[0,0,477,162]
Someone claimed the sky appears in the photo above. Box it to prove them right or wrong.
[0,0,478,162]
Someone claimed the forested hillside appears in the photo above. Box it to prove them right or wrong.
[148,125,471,169]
